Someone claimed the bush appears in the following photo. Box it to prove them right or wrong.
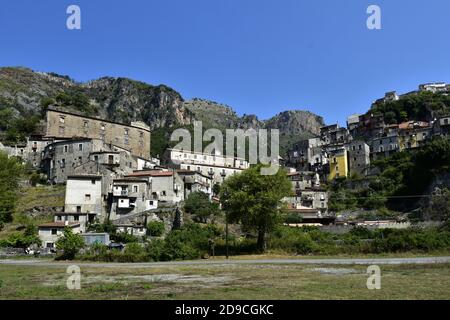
[146,239,165,261]
[110,232,139,244]
[147,221,165,237]
[269,227,317,254]
[55,227,85,260]
[0,225,41,249]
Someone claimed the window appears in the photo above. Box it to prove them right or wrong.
[64,145,68,153]
[51,229,57,235]
[85,194,91,201]
[149,201,154,205]
[78,156,82,164]
[76,206,81,213]
[94,155,98,162]
[91,179,96,185]
[133,186,138,193]
[124,129,129,136]
[59,116,65,123]
[83,121,89,128]
[444,119,449,125]
[74,215,79,221]
[46,243,54,248]
[59,126,65,135]
[162,191,167,196]
[358,145,362,150]
[56,216,62,221]
[78,144,83,151]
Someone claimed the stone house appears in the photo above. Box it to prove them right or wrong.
[109,178,157,221]
[45,108,151,159]
[38,221,82,249]
[125,170,184,204]
[346,141,371,176]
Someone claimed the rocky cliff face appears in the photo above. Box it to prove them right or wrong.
[0,67,324,154]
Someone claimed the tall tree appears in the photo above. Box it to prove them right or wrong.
[220,164,292,252]
[184,191,220,223]
[0,152,23,223]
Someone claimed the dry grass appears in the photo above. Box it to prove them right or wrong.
[0,263,449,300]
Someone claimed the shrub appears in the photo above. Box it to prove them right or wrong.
[0,225,41,249]
[147,221,165,237]
[110,232,139,244]
[55,227,85,260]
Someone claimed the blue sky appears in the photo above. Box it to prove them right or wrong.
[0,0,449,125]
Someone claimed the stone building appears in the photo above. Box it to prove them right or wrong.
[177,169,213,199]
[45,108,151,159]
[125,170,184,204]
[38,221,82,249]
[370,134,400,160]
[347,141,371,176]
[288,138,327,173]
[397,121,432,150]
[41,138,140,184]
[433,115,450,137]
[109,178,157,221]
[284,171,328,215]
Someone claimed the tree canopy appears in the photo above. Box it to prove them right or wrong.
[184,191,221,223]
[0,152,24,223]
[220,164,292,252]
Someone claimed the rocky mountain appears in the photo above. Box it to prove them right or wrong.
[0,67,324,156]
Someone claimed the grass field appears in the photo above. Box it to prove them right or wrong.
[0,262,449,300]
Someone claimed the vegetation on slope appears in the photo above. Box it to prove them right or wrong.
[369,91,450,124]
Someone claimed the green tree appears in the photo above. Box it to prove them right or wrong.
[0,152,24,223]
[147,220,165,237]
[220,164,292,252]
[424,189,450,221]
[184,191,221,223]
[55,227,85,260]
[0,225,41,250]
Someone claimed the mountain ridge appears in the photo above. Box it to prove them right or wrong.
[0,66,325,156]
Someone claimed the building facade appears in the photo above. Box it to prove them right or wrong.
[347,141,371,176]
[45,108,151,159]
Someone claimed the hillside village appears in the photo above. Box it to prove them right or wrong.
[0,80,449,252]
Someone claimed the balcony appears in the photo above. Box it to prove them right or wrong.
[113,189,129,197]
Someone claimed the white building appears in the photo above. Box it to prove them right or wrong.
[419,83,448,93]
[168,148,249,184]
[38,221,82,249]
[64,175,104,219]
[126,170,184,204]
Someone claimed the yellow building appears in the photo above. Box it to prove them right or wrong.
[328,148,348,181]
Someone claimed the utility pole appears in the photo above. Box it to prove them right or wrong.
[225,213,229,259]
